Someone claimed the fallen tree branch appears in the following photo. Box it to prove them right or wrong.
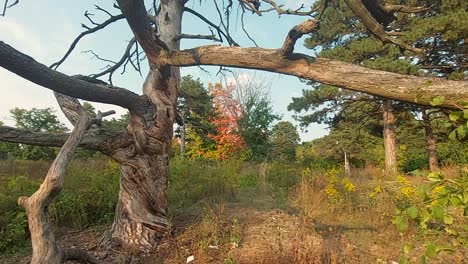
[0,126,122,151]
[159,45,468,110]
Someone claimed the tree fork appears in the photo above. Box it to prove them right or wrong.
[17,108,111,264]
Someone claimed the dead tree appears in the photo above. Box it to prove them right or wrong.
[17,95,113,264]
[0,0,467,256]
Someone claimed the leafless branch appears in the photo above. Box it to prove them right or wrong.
[117,0,168,64]
[95,4,114,17]
[240,6,259,47]
[83,50,118,64]
[213,0,238,45]
[0,41,151,114]
[238,0,262,15]
[84,11,99,26]
[175,33,221,42]
[261,0,317,16]
[83,38,138,84]
[281,19,319,56]
[184,7,239,46]
[50,13,125,70]
[0,0,18,16]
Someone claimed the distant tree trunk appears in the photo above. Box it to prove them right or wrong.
[422,110,439,172]
[180,114,186,158]
[383,99,397,176]
[344,151,351,176]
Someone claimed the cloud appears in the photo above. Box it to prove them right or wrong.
[0,19,47,60]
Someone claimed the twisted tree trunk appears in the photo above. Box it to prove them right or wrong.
[104,0,182,253]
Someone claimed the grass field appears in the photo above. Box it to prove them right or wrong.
[0,159,466,263]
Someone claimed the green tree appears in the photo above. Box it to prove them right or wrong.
[10,107,66,132]
[235,80,279,161]
[10,108,66,160]
[291,0,467,173]
[0,121,21,160]
[270,121,300,162]
[177,75,215,158]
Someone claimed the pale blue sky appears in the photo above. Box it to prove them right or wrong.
[0,0,327,141]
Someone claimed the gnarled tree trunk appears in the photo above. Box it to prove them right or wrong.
[383,99,397,176]
[105,0,183,253]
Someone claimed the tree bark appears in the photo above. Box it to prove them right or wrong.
[17,111,99,264]
[422,110,440,172]
[383,99,397,176]
[159,46,468,110]
[104,0,183,253]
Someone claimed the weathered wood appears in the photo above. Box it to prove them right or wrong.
[159,46,468,110]
[103,0,183,253]
[0,41,150,115]
[17,110,99,263]
[0,126,122,151]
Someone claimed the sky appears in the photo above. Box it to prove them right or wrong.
[0,0,328,142]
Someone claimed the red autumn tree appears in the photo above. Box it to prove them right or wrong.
[206,82,244,160]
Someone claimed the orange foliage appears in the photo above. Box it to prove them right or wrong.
[205,82,244,160]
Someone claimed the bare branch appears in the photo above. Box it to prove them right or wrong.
[117,0,168,64]
[84,11,99,26]
[1,0,18,16]
[95,4,114,17]
[213,0,237,45]
[239,0,262,15]
[261,0,317,16]
[281,19,319,56]
[0,125,123,151]
[240,7,259,47]
[50,14,125,70]
[175,33,221,42]
[343,0,423,53]
[0,41,151,114]
[159,45,468,110]
[87,38,137,82]
[184,7,239,46]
